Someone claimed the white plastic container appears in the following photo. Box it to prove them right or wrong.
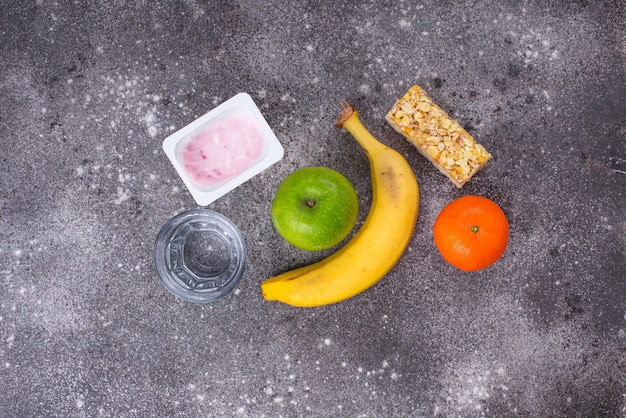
[163,93,284,205]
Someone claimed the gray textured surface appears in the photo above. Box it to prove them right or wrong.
[1,1,625,416]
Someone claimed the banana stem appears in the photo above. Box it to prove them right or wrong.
[335,101,387,153]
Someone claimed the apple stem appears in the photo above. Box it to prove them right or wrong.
[307,200,316,208]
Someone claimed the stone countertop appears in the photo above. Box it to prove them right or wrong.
[1,1,624,416]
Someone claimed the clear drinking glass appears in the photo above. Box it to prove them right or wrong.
[153,209,246,302]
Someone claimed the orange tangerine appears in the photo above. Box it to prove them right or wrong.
[433,195,509,272]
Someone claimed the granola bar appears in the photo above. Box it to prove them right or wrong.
[386,85,491,187]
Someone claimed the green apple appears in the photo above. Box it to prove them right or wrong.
[271,167,359,251]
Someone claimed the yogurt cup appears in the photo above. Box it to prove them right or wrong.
[163,93,284,205]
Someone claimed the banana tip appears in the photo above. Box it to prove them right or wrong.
[335,100,354,128]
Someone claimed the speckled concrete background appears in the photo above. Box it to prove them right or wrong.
[1,1,624,417]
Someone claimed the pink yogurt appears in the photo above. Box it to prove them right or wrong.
[182,115,264,186]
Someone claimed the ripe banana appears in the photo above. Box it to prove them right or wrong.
[261,101,419,307]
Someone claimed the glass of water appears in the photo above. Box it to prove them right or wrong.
[153,209,246,303]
